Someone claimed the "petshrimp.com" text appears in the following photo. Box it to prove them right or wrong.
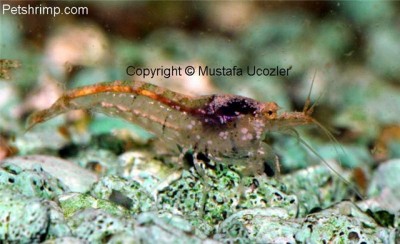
[2,4,88,17]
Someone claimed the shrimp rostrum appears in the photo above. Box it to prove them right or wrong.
[27,80,326,177]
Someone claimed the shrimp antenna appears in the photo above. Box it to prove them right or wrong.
[303,70,317,114]
[308,88,326,116]
[306,88,349,174]
[310,117,346,155]
[303,70,346,156]
[303,70,327,116]
[286,127,365,201]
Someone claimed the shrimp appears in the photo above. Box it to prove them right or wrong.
[26,79,332,176]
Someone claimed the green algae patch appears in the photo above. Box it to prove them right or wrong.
[58,193,129,218]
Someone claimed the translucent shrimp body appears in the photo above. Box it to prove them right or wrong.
[27,80,316,176]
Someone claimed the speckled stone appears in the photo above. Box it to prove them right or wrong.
[157,162,298,234]
[65,209,217,243]
[90,175,155,214]
[67,208,135,243]
[0,162,68,199]
[282,163,351,217]
[133,212,216,244]
[43,237,86,244]
[1,155,97,193]
[0,189,49,243]
[216,208,300,243]
[295,201,395,243]
[44,200,72,239]
[215,201,397,243]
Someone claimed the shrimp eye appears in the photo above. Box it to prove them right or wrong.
[262,102,278,119]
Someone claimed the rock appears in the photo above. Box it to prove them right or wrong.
[58,192,128,218]
[90,175,155,214]
[133,212,216,244]
[1,155,98,193]
[44,200,72,239]
[0,163,68,199]
[42,237,86,244]
[366,159,400,213]
[295,201,395,243]
[67,209,135,243]
[216,208,300,243]
[157,162,298,234]
[282,163,351,216]
[0,189,49,243]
